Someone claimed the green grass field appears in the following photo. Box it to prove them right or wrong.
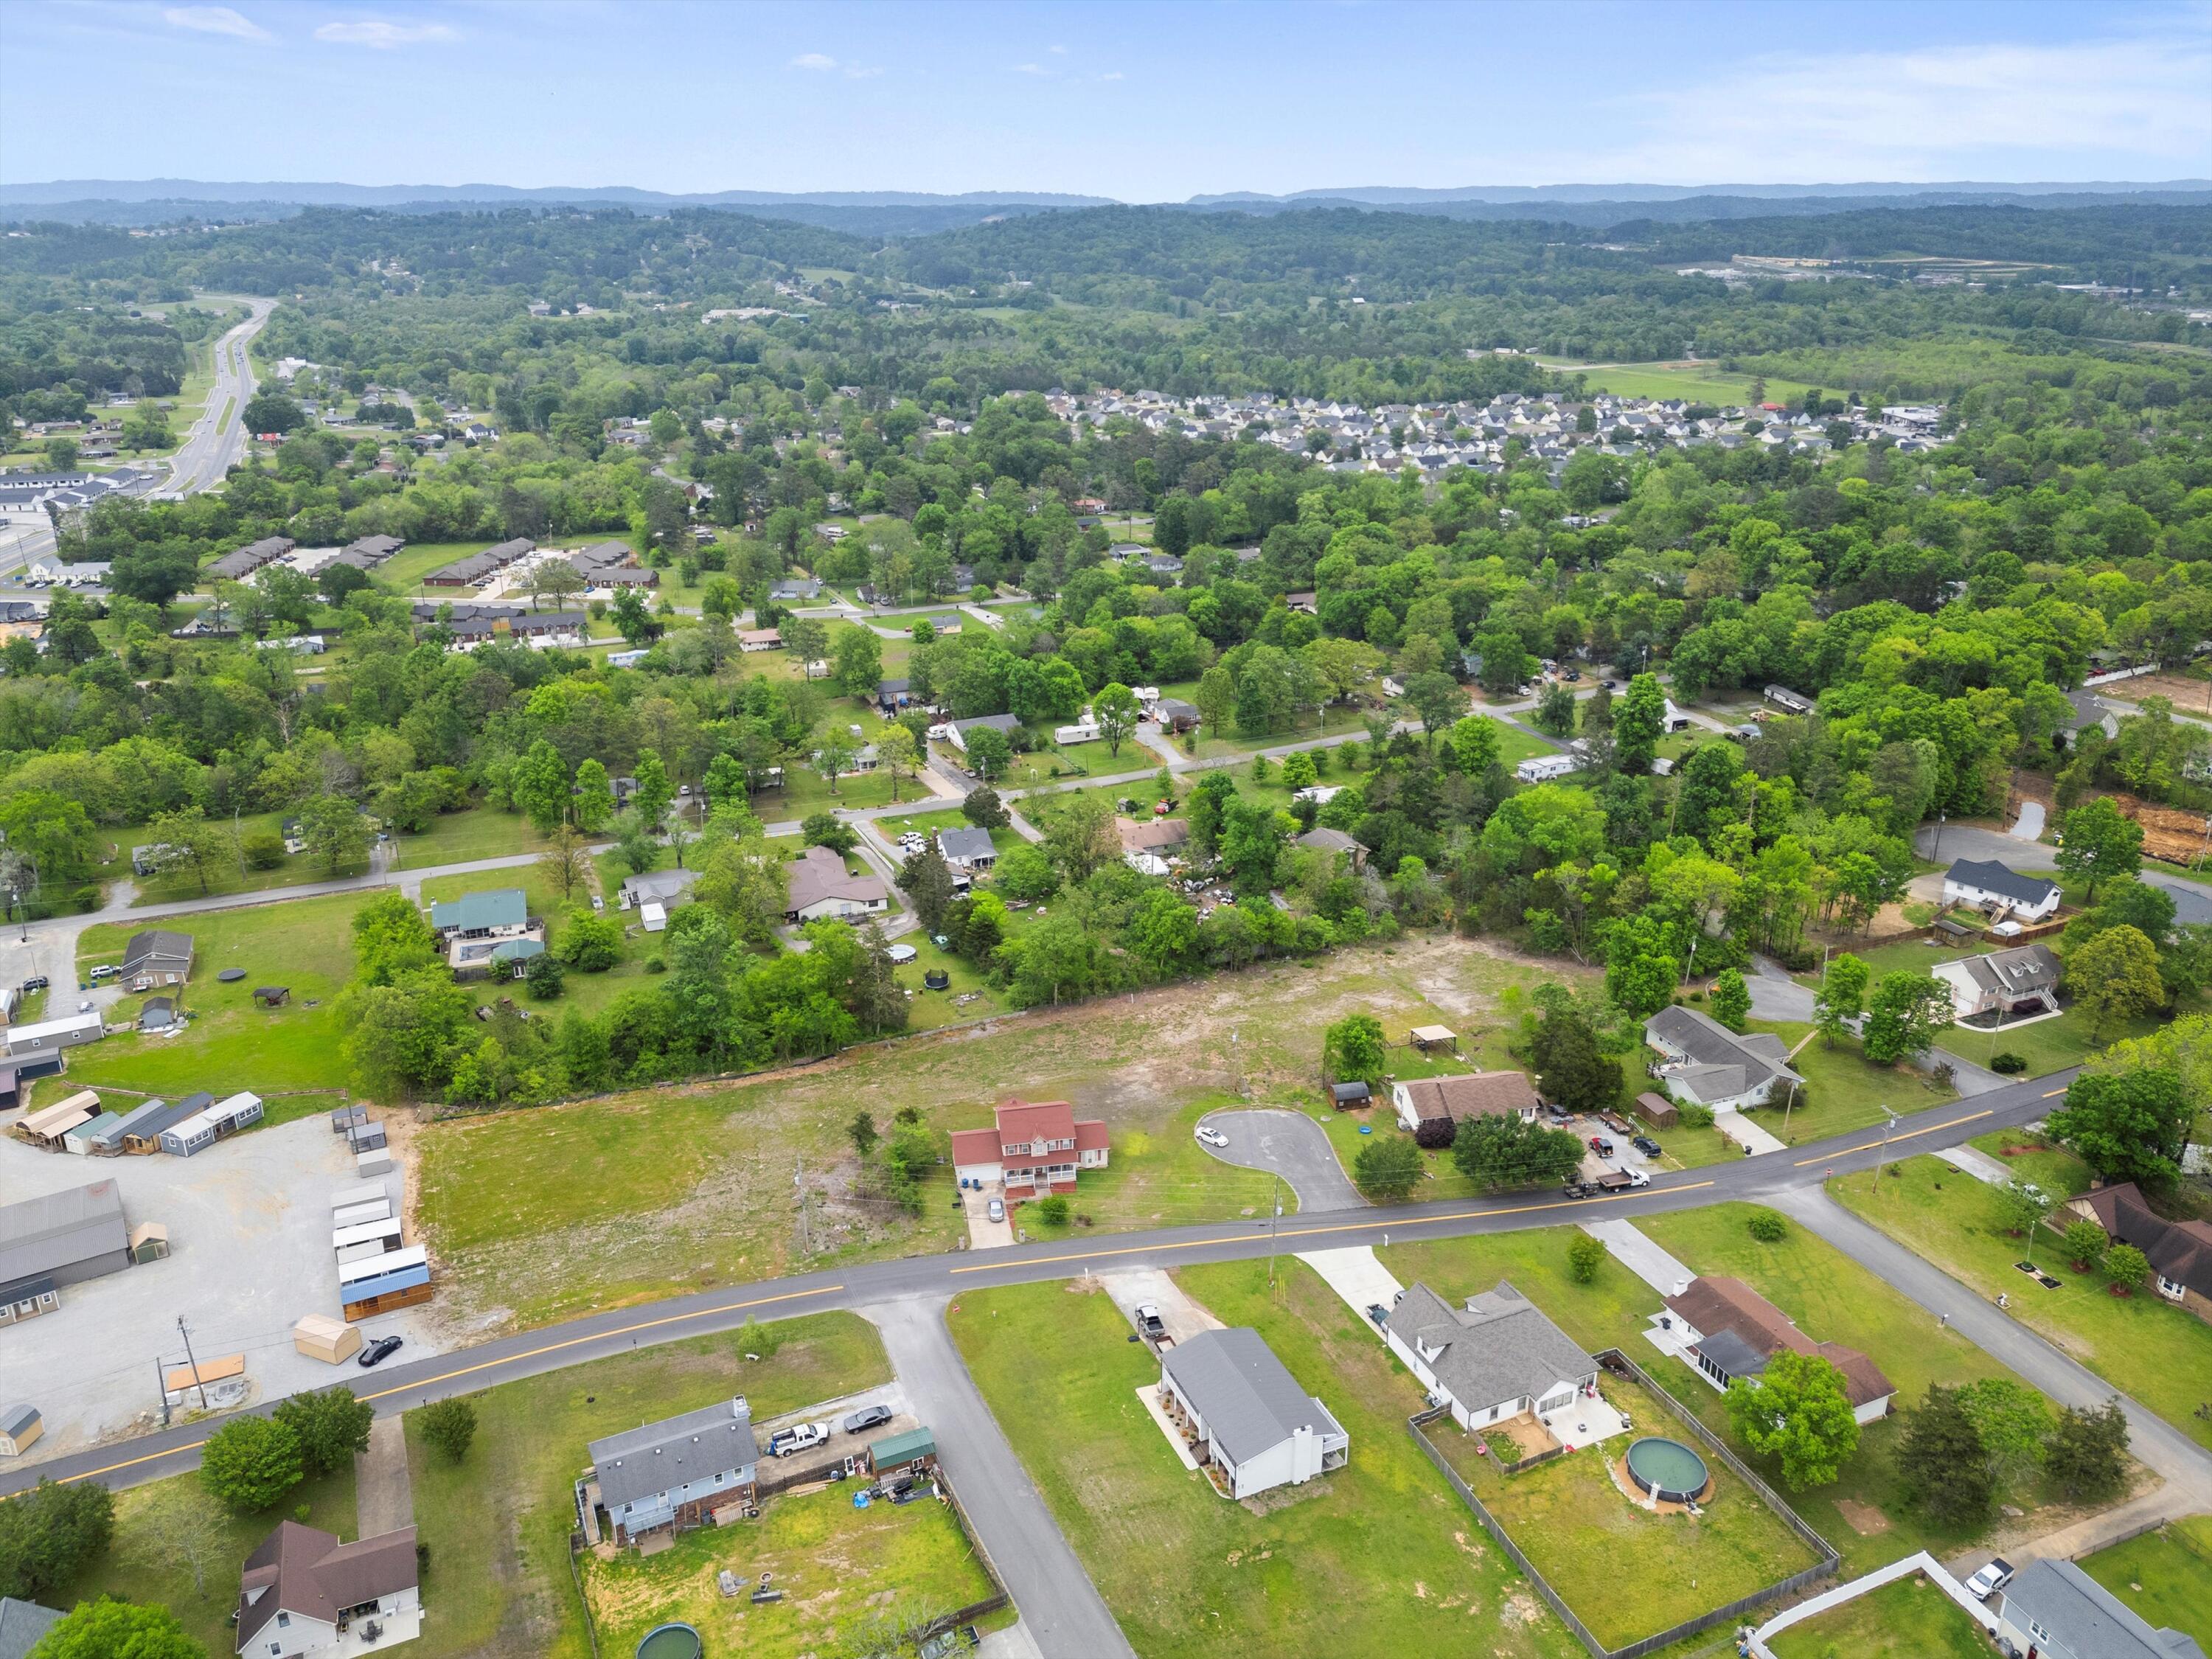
[70,891,364,1096]
[582,1484,1002,1658]
[2078,1514,2212,1652]
[1537,359,1814,406]
[1832,1156,2212,1451]
[405,1314,888,1659]
[1383,1202,2076,1576]
[91,809,373,908]
[1443,1369,1820,1650]
[1965,1128,2093,1198]
[1767,1571,1989,1659]
[1933,998,2160,1078]
[1751,1021,1956,1144]
[948,1263,1580,1659]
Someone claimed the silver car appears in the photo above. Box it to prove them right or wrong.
[987,1197,1005,1222]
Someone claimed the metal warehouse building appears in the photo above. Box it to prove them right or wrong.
[1,1180,133,1326]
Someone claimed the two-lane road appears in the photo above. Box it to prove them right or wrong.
[0,1069,2076,1503]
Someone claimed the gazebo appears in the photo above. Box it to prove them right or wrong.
[1410,1025,1457,1054]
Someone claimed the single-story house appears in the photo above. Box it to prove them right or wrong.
[1391,1071,1540,1141]
[1644,1005,1801,1113]
[947,713,1020,753]
[1118,818,1189,864]
[207,535,294,582]
[1761,684,1814,716]
[2062,1183,2212,1324]
[423,539,532,586]
[1992,1557,2205,1659]
[1158,1326,1349,1500]
[1153,697,1201,733]
[737,627,783,652]
[0,1596,62,1654]
[235,1518,422,1655]
[1516,753,1585,783]
[768,577,822,602]
[588,1396,758,1547]
[1942,858,2061,922]
[876,677,914,714]
[1295,827,1366,870]
[1652,1276,1893,1422]
[1932,941,2061,1022]
[619,867,698,913]
[5,1010,103,1054]
[1385,1279,1600,1431]
[950,1099,1110,1201]
[936,827,998,872]
[0,1180,132,1327]
[429,888,544,976]
[784,845,888,923]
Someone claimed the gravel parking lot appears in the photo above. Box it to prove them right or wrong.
[0,1113,445,1469]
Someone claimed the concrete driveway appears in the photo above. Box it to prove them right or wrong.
[961,1183,1015,1249]
[1194,1107,1365,1212]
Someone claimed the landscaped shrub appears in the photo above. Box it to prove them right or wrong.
[1990,1051,2028,1074]
[1677,1101,1715,1129]
[1412,1117,1457,1150]
[241,830,287,869]
[1747,1208,1788,1242]
[1035,1195,1070,1226]
[1567,1231,1606,1284]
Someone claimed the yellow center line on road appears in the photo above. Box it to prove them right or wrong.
[2042,1088,2067,1097]
[49,1285,841,1486]
[947,1181,1717,1274]
[1792,1110,1993,1167]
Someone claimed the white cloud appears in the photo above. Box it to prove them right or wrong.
[844,63,883,79]
[313,18,460,48]
[789,51,880,77]
[1012,62,1048,75]
[1584,26,2212,182]
[161,6,268,39]
[1099,70,1124,82]
[1047,43,1066,55]
[790,52,838,70]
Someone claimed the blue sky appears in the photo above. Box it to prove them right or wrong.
[4,0,2208,198]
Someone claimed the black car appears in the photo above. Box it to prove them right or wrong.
[357,1335,404,1368]
[20,976,48,994]
[1632,1135,1663,1158]
[842,1404,893,1433]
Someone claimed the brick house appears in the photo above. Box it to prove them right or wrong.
[950,1099,1109,1204]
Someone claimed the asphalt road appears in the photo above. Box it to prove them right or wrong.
[2,1068,2077,1503]
[1195,1107,1366,1211]
[162,299,274,495]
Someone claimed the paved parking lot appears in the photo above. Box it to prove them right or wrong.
[0,1114,444,1468]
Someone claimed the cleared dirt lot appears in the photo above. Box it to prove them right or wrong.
[0,1116,445,1468]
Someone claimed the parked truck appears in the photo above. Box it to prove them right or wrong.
[1134,1304,1169,1346]
[1562,1168,1650,1199]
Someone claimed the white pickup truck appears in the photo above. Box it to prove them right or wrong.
[767,1421,832,1458]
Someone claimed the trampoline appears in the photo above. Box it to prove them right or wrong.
[217,968,247,983]
[1624,1436,1710,1505]
[636,1622,702,1659]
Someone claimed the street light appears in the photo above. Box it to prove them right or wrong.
[1874,1105,1902,1189]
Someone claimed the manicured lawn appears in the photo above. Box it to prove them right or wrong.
[1536,358,1813,406]
[1832,1155,2212,1451]
[1012,1091,1281,1239]
[1934,999,2158,1078]
[948,1265,1579,1659]
[70,891,363,1096]
[1767,1571,1989,1659]
[747,764,904,819]
[52,1466,356,1658]
[390,804,555,868]
[1794,935,1986,988]
[1752,1021,1955,1144]
[1445,1369,1820,1650]
[1966,1128,2093,1198]
[2078,1514,2212,1651]
[405,1314,889,1659]
[1384,1201,2078,1576]
[371,538,504,594]
[582,1484,1001,1658]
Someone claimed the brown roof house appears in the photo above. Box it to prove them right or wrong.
[234,1518,420,1655]
[1649,1276,1893,1422]
[1390,1071,1540,1146]
[783,845,888,924]
[1118,815,1189,875]
[2063,1183,2212,1325]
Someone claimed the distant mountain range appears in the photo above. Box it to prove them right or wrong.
[4,178,2205,235]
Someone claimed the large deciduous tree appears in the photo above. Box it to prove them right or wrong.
[1725,1349,1860,1492]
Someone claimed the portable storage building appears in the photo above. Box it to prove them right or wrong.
[348,1122,388,1154]
[292,1314,361,1364]
[336,1242,386,1265]
[62,1110,122,1155]
[16,1097,97,1150]
[0,1403,42,1457]
[330,1180,389,1211]
[356,1149,394,1177]
[333,1199,393,1230]
[128,1222,169,1263]
[333,1217,404,1255]
[163,1353,244,1405]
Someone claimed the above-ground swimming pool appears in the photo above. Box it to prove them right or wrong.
[1624,1436,1711,1505]
[636,1623,703,1659]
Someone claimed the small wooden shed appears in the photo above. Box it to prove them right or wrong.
[0,1403,42,1457]
[128,1222,170,1263]
[292,1313,362,1365]
[1633,1091,1680,1130]
[866,1425,939,1477]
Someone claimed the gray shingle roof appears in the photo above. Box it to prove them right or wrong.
[1644,1004,1799,1105]
[1955,942,2061,998]
[120,928,193,974]
[0,1597,63,1659]
[2000,1558,2206,1659]
[936,827,997,864]
[1161,1327,1343,1467]
[588,1398,757,1512]
[1385,1280,1598,1411]
[1945,858,2059,908]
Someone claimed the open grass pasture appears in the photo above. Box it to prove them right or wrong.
[1767,1571,1990,1659]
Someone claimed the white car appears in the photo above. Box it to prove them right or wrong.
[1964,1558,2013,1602]
[1194,1126,1228,1148]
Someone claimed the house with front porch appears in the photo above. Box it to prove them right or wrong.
[234,1518,421,1656]
[428,888,544,978]
[949,1099,1109,1204]
[1385,1280,1599,1432]
[1643,1005,1800,1113]
[1932,941,2059,1023]
[1158,1326,1348,1499]
[2061,1183,2212,1325]
[586,1396,758,1548]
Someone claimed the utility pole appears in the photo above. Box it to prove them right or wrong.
[1267,1172,1282,1290]
[156,1358,170,1427]
[176,1316,209,1412]
[1874,1107,1900,1192]
[795,1156,809,1257]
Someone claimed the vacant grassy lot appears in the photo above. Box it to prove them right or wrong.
[1537,358,1814,406]
[1749,1021,1955,1144]
[582,1484,1001,1658]
[1445,1373,1820,1650]
[1832,1155,2212,1451]
[52,1465,357,1656]
[1383,1202,2077,1576]
[1966,1128,2093,1198]
[1767,1571,1989,1659]
[89,807,369,906]
[2079,1514,2212,1651]
[406,1313,888,1659]
[71,891,362,1096]
[414,934,1560,1332]
[948,1264,1579,1659]
[391,804,555,868]
[1933,998,2157,1077]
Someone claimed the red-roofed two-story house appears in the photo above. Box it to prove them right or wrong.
[950,1099,1110,1206]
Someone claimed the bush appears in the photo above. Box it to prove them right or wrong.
[801,813,858,855]
[2062,1219,2109,1271]
[1678,1101,1715,1129]
[1412,1117,1457,1150]
[1567,1231,1606,1284]
[556,908,624,971]
[1353,1133,1424,1200]
[1747,1208,1788,1242]
[1035,1195,1070,1226]
[241,830,287,869]
[419,1397,478,1463]
[1990,1051,2028,1074]
[643,954,666,973]
[524,952,566,999]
